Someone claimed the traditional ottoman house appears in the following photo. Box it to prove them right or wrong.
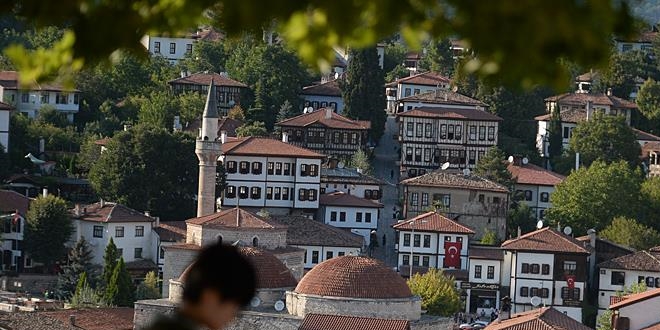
[507,157,564,220]
[318,191,383,246]
[484,307,592,330]
[608,287,660,330]
[0,190,30,273]
[465,246,504,317]
[395,89,487,114]
[300,79,344,114]
[168,71,248,116]
[320,166,385,200]
[385,71,451,113]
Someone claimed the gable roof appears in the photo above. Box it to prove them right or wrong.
[634,128,660,142]
[393,211,475,234]
[609,287,660,310]
[397,106,502,121]
[544,92,637,109]
[534,109,586,123]
[0,71,80,92]
[0,101,13,111]
[501,227,590,254]
[275,216,363,248]
[186,208,287,230]
[0,190,31,216]
[386,71,450,88]
[154,221,187,242]
[299,314,410,330]
[400,171,509,193]
[507,163,565,186]
[397,90,487,107]
[74,202,154,223]
[41,308,134,330]
[321,167,386,186]
[485,307,592,330]
[222,137,325,158]
[598,249,660,272]
[300,79,342,97]
[469,246,504,260]
[319,191,383,208]
[276,108,370,130]
[168,72,247,88]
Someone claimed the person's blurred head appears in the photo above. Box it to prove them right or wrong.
[181,243,256,329]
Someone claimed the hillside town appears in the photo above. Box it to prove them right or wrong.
[2,1,660,330]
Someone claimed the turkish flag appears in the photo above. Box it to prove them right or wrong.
[12,210,19,225]
[566,275,576,289]
[444,241,462,268]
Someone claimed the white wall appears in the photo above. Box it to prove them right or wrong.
[301,95,344,114]
[598,268,660,310]
[141,35,194,62]
[616,295,660,330]
[0,109,9,151]
[323,205,378,245]
[321,182,380,200]
[397,82,449,100]
[1,89,80,121]
[294,245,361,269]
[73,220,155,265]
[395,231,469,270]
[468,259,501,284]
[514,183,556,219]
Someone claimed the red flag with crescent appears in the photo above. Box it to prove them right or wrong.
[443,241,462,268]
[566,274,576,289]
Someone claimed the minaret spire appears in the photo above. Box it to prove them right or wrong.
[195,79,222,217]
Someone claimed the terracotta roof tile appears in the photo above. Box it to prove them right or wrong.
[397,107,502,121]
[397,90,487,107]
[634,128,660,142]
[386,71,450,88]
[400,171,509,193]
[73,202,154,223]
[642,323,660,330]
[299,314,410,330]
[295,256,412,299]
[0,71,80,92]
[393,211,475,234]
[41,308,134,330]
[275,216,363,248]
[94,138,110,146]
[469,246,504,260]
[168,72,247,88]
[544,92,637,109]
[576,71,601,82]
[0,101,13,110]
[615,31,658,43]
[186,208,287,229]
[164,243,201,251]
[239,247,297,289]
[0,190,31,215]
[184,117,243,136]
[598,249,660,272]
[300,79,342,96]
[154,221,187,242]
[319,191,383,208]
[0,311,74,330]
[501,228,590,254]
[534,109,586,123]
[485,307,591,330]
[222,137,325,158]
[277,108,370,130]
[321,167,386,186]
[609,287,660,310]
[507,163,564,186]
[125,259,157,270]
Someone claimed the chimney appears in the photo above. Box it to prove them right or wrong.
[155,216,160,227]
[39,138,45,154]
[607,88,612,96]
[74,204,81,217]
[220,130,227,143]
[585,100,593,121]
[42,188,48,198]
[325,107,332,119]
[144,210,151,217]
[444,92,448,102]
[100,198,105,208]
[281,131,289,143]
[587,228,596,249]
[180,71,186,78]
[575,152,580,171]
[123,124,131,131]
[173,116,182,132]
[517,226,521,238]
[69,315,76,326]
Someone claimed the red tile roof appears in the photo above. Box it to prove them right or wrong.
[94,137,110,146]
[400,171,509,193]
[186,207,287,229]
[634,128,660,142]
[609,287,660,310]
[615,31,658,43]
[397,90,487,107]
[41,308,134,330]
[300,79,342,96]
[74,202,154,223]
[239,247,297,288]
[501,227,589,254]
[485,307,591,330]
[397,107,502,121]
[222,137,325,158]
[598,249,660,272]
[642,323,660,330]
[393,211,475,234]
[319,191,383,208]
[0,71,79,92]
[0,190,31,215]
[386,71,450,87]
[0,101,13,110]
[277,108,370,130]
[295,256,412,299]
[507,163,564,186]
[164,243,201,251]
[275,215,364,248]
[469,246,504,260]
[544,92,637,109]
[154,221,187,242]
[168,72,247,88]
[299,314,410,330]
[534,109,586,123]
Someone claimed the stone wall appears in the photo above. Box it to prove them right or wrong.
[273,249,305,281]
[2,274,58,294]
[255,287,292,307]
[411,316,454,330]
[161,248,197,298]
[134,299,178,329]
[285,291,422,321]
[200,227,288,249]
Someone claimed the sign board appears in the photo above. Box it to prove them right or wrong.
[461,282,500,290]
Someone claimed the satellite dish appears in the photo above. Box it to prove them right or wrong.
[274,300,285,312]
[536,220,544,229]
[522,157,529,165]
[452,85,458,92]
[530,296,542,307]
[337,161,345,169]
[441,162,450,170]
[334,72,340,79]
[563,226,573,236]
[250,297,261,308]
[462,168,471,176]
[507,156,514,163]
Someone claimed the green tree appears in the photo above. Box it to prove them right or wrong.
[342,47,386,141]
[383,42,407,74]
[105,258,135,307]
[546,160,643,235]
[24,195,73,269]
[597,50,658,99]
[473,147,514,190]
[641,177,660,230]
[138,91,179,130]
[385,64,410,83]
[177,92,206,128]
[349,149,373,176]
[70,272,105,308]
[36,105,70,128]
[568,113,640,167]
[276,100,297,123]
[507,203,536,238]
[236,121,269,137]
[407,268,461,316]
[547,107,564,168]
[102,238,119,289]
[0,143,9,181]
[227,105,246,121]
[636,78,660,121]
[480,229,499,245]
[88,125,198,220]
[418,39,455,77]
[136,271,161,300]
[178,40,227,74]
[55,237,96,300]
[78,136,102,174]
[600,217,660,250]
[596,282,647,330]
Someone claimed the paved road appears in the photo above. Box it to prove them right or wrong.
[371,115,401,267]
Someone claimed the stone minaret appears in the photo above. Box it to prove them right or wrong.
[195,80,221,217]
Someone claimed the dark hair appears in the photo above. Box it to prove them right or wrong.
[182,243,256,307]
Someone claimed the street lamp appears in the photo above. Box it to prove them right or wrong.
[409,219,428,278]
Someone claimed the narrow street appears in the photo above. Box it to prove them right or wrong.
[372,115,401,267]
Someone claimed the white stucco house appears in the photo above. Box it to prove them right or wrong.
[0,101,11,151]
[608,287,660,330]
[318,191,383,246]
[385,71,451,113]
[300,79,344,114]
[465,246,503,317]
[507,158,564,220]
